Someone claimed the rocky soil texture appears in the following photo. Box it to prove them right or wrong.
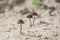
[0,0,60,40]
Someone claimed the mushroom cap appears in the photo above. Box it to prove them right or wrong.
[27,15,33,18]
[32,12,38,16]
[17,19,24,24]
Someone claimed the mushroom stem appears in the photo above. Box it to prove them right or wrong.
[20,24,22,33]
[33,16,35,25]
[29,18,32,27]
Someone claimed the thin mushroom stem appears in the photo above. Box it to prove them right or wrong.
[29,18,32,27]
[20,24,22,33]
[33,16,35,25]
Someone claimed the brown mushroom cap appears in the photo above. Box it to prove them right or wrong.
[32,12,38,16]
[17,19,24,24]
[27,15,33,18]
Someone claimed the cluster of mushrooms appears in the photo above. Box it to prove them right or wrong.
[17,10,38,33]
[17,4,56,33]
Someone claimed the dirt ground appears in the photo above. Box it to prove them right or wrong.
[0,0,60,40]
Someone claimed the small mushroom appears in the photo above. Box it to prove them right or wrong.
[27,14,33,27]
[17,19,24,33]
[32,12,38,25]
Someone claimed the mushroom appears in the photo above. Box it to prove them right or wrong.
[32,12,38,25]
[17,19,24,33]
[27,14,33,27]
